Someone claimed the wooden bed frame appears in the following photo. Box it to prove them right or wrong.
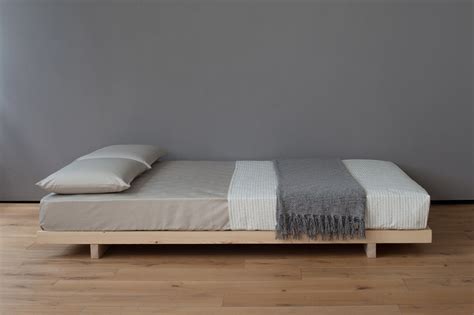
[36,228,432,259]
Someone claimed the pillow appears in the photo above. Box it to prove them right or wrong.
[36,158,148,194]
[77,144,166,169]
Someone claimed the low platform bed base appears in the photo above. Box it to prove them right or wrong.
[37,228,431,259]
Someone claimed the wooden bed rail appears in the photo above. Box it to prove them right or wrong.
[37,228,432,259]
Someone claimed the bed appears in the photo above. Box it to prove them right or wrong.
[37,159,431,259]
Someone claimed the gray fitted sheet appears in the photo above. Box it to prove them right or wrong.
[40,161,235,231]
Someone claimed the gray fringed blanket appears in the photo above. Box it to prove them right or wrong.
[274,159,366,240]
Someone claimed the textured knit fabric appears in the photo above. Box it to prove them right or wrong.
[274,159,366,239]
[228,161,277,230]
[343,159,430,229]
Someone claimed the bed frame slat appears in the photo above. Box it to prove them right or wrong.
[36,229,431,259]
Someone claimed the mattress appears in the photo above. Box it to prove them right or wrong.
[39,160,430,231]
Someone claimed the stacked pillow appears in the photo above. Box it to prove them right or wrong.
[36,145,165,194]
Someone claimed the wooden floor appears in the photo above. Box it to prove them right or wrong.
[0,203,473,314]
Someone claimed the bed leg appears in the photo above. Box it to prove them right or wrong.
[364,243,376,258]
[90,244,109,259]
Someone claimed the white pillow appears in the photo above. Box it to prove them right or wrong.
[36,158,148,194]
[77,145,166,169]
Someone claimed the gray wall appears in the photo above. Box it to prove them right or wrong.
[0,0,472,201]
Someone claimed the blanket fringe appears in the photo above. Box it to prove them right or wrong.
[276,214,365,240]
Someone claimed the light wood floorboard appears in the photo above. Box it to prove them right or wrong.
[0,203,473,314]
